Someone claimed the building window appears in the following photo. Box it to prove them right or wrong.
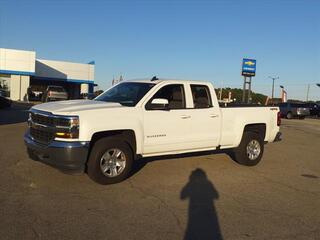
[0,74,11,97]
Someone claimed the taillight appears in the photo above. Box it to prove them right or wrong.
[277,111,281,126]
[48,91,51,97]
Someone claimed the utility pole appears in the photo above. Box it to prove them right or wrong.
[269,76,279,100]
[219,87,223,101]
[306,84,310,102]
[306,83,320,101]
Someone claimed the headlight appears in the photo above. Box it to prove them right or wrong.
[55,116,79,139]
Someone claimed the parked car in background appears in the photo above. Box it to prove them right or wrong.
[303,103,320,117]
[27,86,44,101]
[80,93,96,100]
[279,102,310,119]
[0,90,12,108]
[42,86,68,102]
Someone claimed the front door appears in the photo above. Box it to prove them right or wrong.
[143,84,191,154]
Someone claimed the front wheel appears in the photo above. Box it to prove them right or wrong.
[233,132,264,166]
[87,137,133,184]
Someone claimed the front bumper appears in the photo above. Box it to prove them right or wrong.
[24,132,89,174]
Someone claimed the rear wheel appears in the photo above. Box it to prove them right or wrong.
[87,137,133,184]
[233,132,264,166]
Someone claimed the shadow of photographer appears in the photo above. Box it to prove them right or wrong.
[181,168,223,240]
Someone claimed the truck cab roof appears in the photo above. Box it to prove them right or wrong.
[123,78,213,86]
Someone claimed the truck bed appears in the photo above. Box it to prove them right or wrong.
[219,106,279,148]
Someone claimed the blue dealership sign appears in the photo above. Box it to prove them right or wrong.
[242,58,256,77]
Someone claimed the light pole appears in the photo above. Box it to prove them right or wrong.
[306,84,310,102]
[280,85,284,102]
[269,76,279,100]
[306,83,320,101]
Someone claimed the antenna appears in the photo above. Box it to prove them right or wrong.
[151,76,159,81]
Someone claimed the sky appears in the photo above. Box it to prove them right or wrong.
[0,0,319,100]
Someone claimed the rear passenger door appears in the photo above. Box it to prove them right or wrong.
[187,84,221,149]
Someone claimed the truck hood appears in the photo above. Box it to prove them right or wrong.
[32,100,124,114]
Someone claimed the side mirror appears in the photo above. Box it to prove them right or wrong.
[148,98,169,110]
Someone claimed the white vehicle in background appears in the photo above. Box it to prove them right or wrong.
[42,85,68,102]
[25,78,281,184]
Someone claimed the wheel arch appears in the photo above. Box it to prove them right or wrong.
[243,123,266,140]
[89,130,137,160]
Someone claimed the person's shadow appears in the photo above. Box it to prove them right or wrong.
[180,168,223,240]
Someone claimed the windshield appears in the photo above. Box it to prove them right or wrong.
[95,82,155,106]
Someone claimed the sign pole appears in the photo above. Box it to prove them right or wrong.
[248,76,252,103]
[241,58,256,104]
[242,76,246,103]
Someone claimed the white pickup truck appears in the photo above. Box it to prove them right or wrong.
[25,79,281,184]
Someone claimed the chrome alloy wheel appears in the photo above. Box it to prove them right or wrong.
[100,148,126,177]
[246,140,261,160]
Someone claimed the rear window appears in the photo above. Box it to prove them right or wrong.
[190,84,212,108]
[48,86,65,92]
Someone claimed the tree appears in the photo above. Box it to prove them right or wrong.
[215,88,268,104]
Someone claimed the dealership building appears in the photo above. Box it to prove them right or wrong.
[0,48,95,101]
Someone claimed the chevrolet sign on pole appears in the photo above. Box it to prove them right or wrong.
[242,58,256,77]
[241,58,256,103]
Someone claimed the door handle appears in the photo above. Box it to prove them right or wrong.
[210,114,219,118]
[181,115,191,119]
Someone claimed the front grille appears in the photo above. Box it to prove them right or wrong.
[30,111,56,144]
[31,112,55,126]
[30,127,55,144]
[31,112,71,127]
[29,110,77,144]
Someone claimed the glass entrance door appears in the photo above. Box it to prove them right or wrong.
[0,74,11,98]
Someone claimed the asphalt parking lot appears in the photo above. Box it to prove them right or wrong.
[0,105,319,240]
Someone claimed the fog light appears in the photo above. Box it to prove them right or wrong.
[55,132,79,139]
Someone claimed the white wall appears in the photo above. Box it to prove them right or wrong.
[10,75,30,101]
[0,48,35,74]
[80,83,89,94]
[35,59,94,82]
[0,48,95,101]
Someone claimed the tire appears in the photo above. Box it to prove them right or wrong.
[87,137,133,185]
[286,112,293,119]
[233,131,264,166]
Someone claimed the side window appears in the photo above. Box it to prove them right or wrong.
[146,84,186,110]
[191,84,212,108]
